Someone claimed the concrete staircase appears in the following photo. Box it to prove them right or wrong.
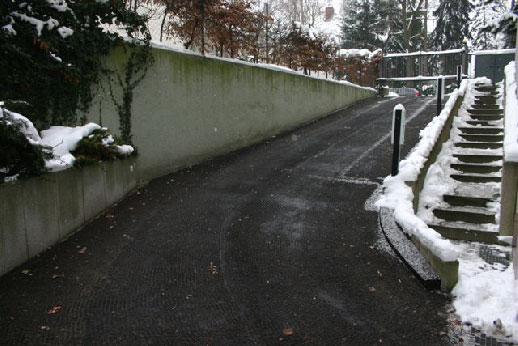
[427,83,503,244]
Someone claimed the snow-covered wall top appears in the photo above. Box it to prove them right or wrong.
[473,48,516,56]
[504,61,518,162]
[150,42,375,92]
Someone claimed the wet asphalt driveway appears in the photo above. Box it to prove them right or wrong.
[0,96,450,345]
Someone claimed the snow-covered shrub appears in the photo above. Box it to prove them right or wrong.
[72,128,135,166]
[0,106,50,182]
[0,104,135,182]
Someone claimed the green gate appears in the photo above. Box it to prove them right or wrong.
[474,51,515,83]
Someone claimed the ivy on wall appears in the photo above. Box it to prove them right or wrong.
[108,44,153,145]
[0,0,152,131]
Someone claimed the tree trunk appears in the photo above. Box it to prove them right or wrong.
[200,0,205,56]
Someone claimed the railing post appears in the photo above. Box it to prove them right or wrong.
[457,65,462,86]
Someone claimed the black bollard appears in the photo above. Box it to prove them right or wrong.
[437,78,443,116]
[457,65,462,87]
[391,106,405,176]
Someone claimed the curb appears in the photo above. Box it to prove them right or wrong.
[378,207,441,290]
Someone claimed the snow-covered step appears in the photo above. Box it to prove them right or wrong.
[450,163,502,174]
[458,134,503,142]
[458,127,503,135]
[453,154,502,164]
[473,91,499,96]
[465,120,502,127]
[442,194,494,208]
[451,173,501,183]
[454,183,500,199]
[432,205,496,224]
[454,142,502,149]
[428,221,499,243]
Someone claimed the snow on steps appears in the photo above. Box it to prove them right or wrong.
[425,82,503,244]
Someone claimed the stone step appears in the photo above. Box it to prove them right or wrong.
[443,194,494,208]
[475,96,497,103]
[433,206,496,223]
[428,222,499,243]
[467,108,503,115]
[471,104,501,110]
[451,173,501,183]
[458,127,503,135]
[474,91,499,96]
[454,154,502,164]
[451,163,502,174]
[455,183,501,199]
[474,100,497,107]
[459,134,503,142]
[468,114,503,121]
[454,142,503,149]
[465,120,501,127]
[475,86,497,92]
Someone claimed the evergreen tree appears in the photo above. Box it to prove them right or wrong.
[469,0,507,50]
[479,0,516,49]
[341,0,378,49]
[431,0,472,50]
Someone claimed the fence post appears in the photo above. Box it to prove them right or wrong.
[457,65,462,86]
[437,77,443,116]
[391,105,406,176]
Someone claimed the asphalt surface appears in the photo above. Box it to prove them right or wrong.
[0,96,450,345]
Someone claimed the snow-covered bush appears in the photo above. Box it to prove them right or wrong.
[0,104,134,183]
[0,106,50,182]
[73,128,135,166]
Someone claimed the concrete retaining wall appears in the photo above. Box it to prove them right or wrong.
[88,46,376,182]
[0,159,136,276]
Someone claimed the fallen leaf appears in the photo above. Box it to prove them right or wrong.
[208,262,219,275]
[369,287,376,292]
[47,305,62,314]
[123,234,134,241]
[283,328,294,336]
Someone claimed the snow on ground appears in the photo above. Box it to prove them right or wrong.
[452,243,518,342]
